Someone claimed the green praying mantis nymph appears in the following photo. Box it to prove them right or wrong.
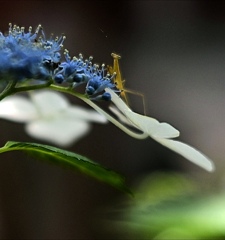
[107,53,146,115]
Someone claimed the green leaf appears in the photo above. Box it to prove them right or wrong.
[0,141,132,195]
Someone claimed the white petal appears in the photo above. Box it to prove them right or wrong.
[0,95,38,122]
[106,88,214,171]
[109,106,133,126]
[154,138,215,172]
[66,106,107,123]
[125,110,180,138]
[121,109,180,138]
[29,90,69,117]
[25,118,90,147]
[105,88,131,113]
[106,88,179,138]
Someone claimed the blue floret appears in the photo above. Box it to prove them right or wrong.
[0,23,118,103]
[0,24,64,82]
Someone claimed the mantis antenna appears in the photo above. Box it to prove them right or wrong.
[108,53,147,115]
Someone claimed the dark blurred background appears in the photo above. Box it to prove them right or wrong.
[0,0,225,239]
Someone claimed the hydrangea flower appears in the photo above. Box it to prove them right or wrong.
[0,24,215,171]
[54,50,116,100]
[0,90,107,147]
[0,24,116,101]
[0,23,64,82]
[103,88,214,172]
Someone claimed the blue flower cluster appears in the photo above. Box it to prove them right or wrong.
[0,24,116,101]
[0,24,63,81]
[54,50,115,101]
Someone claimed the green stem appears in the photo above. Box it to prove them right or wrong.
[0,80,17,101]
[0,80,53,101]
[13,80,53,94]
[0,79,148,139]
[48,84,149,140]
[48,84,84,98]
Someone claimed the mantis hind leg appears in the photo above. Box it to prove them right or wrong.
[123,88,147,115]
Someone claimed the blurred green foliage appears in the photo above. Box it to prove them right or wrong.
[106,172,225,239]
